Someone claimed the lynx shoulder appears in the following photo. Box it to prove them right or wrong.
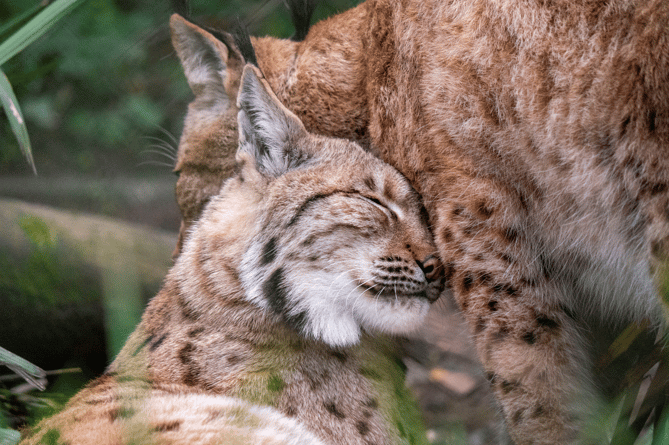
[19,65,443,445]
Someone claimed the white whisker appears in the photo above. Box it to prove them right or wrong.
[136,160,176,169]
[373,286,386,314]
[155,125,179,145]
[341,276,376,308]
[141,148,178,162]
[142,136,178,155]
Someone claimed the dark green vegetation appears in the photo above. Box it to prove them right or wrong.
[1,0,362,177]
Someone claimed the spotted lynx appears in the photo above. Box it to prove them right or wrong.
[169,1,669,443]
[19,66,443,445]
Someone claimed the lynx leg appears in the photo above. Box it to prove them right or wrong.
[434,184,593,444]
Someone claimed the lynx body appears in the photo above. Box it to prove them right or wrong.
[169,1,669,442]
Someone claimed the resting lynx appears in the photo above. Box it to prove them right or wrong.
[19,66,443,445]
[169,1,669,443]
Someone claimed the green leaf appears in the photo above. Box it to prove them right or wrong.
[0,68,35,174]
[0,2,46,43]
[0,0,88,67]
[652,404,669,445]
[0,346,46,390]
[0,428,21,445]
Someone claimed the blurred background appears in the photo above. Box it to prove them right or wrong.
[2,1,667,444]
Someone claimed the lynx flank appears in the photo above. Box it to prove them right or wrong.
[169,1,669,443]
[19,66,443,445]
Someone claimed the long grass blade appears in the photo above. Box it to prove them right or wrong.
[0,428,21,445]
[0,2,46,42]
[0,68,35,174]
[0,0,87,66]
[652,404,669,445]
[0,346,46,390]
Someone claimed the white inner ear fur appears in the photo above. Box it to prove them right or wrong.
[236,66,307,177]
[170,16,229,103]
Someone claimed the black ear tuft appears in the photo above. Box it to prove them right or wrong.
[232,17,259,67]
[236,66,310,178]
[284,0,318,41]
[171,0,190,19]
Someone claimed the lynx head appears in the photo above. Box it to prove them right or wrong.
[225,65,443,347]
[171,14,443,348]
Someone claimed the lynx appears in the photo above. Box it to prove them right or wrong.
[169,1,669,443]
[19,65,443,445]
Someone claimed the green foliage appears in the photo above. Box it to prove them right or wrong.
[0,0,87,66]
[100,257,144,358]
[0,350,75,440]
[0,68,34,174]
[0,0,89,175]
[0,347,46,391]
[0,2,45,41]
[0,0,185,174]
[652,405,669,445]
[0,215,90,308]
[0,385,69,428]
[0,0,363,176]
[0,428,21,445]
[19,215,57,249]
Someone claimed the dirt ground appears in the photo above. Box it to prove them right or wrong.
[404,294,503,444]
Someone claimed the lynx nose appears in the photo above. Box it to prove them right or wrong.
[416,255,442,282]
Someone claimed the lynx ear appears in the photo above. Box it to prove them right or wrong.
[170,14,237,110]
[236,65,310,177]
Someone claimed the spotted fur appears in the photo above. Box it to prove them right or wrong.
[168,3,669,443]
[19,66,443,445]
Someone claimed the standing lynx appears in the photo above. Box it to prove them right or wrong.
[19,65,443,445]
[169,0,669,443]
